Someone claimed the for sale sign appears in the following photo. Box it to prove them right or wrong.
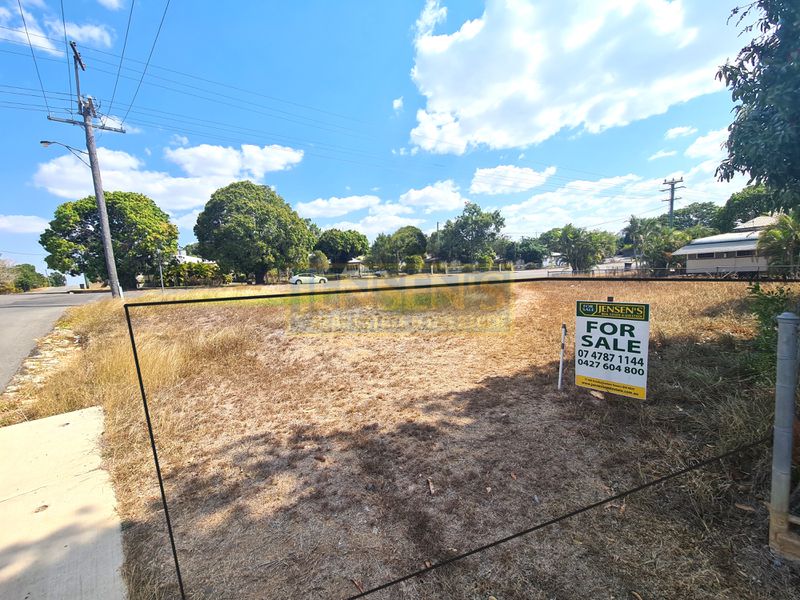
[575,301,650,399]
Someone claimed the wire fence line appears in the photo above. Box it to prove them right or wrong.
[345,435,770,598]
[123,277,780,599]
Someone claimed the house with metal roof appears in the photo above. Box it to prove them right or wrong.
[671,216,777,275]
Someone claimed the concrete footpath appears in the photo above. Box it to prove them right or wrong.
[0,407,126,599]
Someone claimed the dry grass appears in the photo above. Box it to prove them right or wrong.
[5,281,800,599]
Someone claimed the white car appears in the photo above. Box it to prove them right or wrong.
[289,273,327,285]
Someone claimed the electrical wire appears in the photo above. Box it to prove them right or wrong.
[59,0,73,114]
[347,434,770,598]
[120,0,170,126]
[15,0,50,115]
[107,0,135,118]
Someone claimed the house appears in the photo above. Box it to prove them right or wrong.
[671,216,777,275]
[174,248,213,265]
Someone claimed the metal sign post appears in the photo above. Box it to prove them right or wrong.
[575,300,650,399]
[557,323,567,390]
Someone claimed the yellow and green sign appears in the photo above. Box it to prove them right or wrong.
[575,300,650,399]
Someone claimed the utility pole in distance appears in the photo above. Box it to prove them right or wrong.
[661,177,685,228]
[48,41,125,298]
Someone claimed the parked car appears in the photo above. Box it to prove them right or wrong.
[289,273,327,285]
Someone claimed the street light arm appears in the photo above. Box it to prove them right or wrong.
[40,140,91,168]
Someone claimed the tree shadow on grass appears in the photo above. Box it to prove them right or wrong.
[121,300,800,600]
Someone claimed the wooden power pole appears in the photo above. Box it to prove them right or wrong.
[661,177,685,228]
[48,41,126,298]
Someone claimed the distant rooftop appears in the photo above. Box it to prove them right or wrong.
[671,214,778,256]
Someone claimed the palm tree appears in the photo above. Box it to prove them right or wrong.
[757,211,800,274]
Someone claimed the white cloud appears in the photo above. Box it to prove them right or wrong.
[684,128,727,160]
[499,152,746,238]
[34,142,304,213]
[409,0,739,154]
[392,96,404,112]
[664,125,698,139]
[648,149,677,161]
[415,0,447,38]
[399,179,467,213]
[46,19,113,48]
[97,0,123,9]
[171,209,201,231]
[169,134,189,147]
[295,195,381,219]
[99,114,139,133]
[331,214,425,240]
[470,165,556,195]
[0,214,48,234]
[0,6,60,56]
[164,143,303,179]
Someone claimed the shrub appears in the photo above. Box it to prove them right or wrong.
[477,254,494,271]
[163,262,226,287]
[746,282,797,378]
[404,255,424,274]
[309,250,329,274]
[13,264,49,291]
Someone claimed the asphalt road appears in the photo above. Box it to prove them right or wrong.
[0,290,111,392]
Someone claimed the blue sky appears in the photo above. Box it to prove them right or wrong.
[1,0,751,275]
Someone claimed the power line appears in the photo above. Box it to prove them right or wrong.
[121,0,171,125]
[347,435,770,598]
[15,0,50,115]
[0,23,360,123]
[59,0,73,114]
[107,0,136,117]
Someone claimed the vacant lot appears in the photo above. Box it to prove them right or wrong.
[7,280,800,599]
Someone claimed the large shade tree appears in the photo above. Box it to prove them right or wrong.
[391,226,426,258]
[438,202,505,263]
[714,185,776,232]
[314,228,369,268]
[656,202,720,230]
[40,191,178,289]
[717,1,800,209]
[195,181,314,283]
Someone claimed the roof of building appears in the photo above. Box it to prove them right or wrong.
[735,215,778,230]
[671,214,777,256]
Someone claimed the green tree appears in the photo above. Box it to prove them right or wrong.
[367,233,397,271]
[537,228,562,254]
[183,242,201,257]
[717,1,800,207]
[656,202,720,230]
[40,191,178,289]
[477,253,494,271]
[309,250,330,273]
[0,256,15,294]
[714,185,776,232]
[12,264,49,291]
[195,181,313,284]
[639,226,692,273]
[554,225,615,272]
[392,226,426,257]
[48,271,66,287]
[438,202,504,263]
[314,228,369,269]
[757,210,800,272]
[516,237,546,264]
[304,219,322,243]
[404,254,424,274]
